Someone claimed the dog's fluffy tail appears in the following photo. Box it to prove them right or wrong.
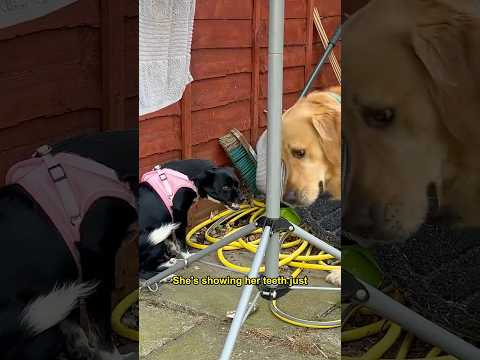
[20,281,98,336]
[147,223,179,246]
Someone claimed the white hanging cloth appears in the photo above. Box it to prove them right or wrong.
[139,0,196,115]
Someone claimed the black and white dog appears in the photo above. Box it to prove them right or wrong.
[0,130,138,360]
[138,159,244,274]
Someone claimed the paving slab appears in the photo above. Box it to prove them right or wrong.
[140,300,206,357]
[140,250,340,359]
[144,319,338,360]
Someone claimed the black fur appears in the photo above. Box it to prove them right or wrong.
[138,159,243,274]
[0,130,138,360]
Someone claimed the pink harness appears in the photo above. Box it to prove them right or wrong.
[5,145,136,273]
[141,166,198,217]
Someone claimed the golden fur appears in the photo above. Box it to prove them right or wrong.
[343,0,480,245]
[282,86,341,206]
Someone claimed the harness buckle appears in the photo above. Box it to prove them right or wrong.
[71,215,82,226]
[48,164,67,182]
[159,173,168,181]
[36,144,52,156]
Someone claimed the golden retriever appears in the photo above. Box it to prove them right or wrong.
[281,86,341,286]
[282,86,341,206]
[342,0,480,245]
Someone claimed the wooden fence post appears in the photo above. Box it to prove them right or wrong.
[101,0,125,130]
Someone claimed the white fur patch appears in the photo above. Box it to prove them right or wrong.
[21,281,98,336]
[147,223,180,246]
[99,349,138,360]
[207,195,221,204]
[179,251,191,260]
[326,269,341,287]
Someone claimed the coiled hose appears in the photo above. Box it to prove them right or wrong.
[342,295,458,359]
[111,200,341,340]
[186,199,341,329]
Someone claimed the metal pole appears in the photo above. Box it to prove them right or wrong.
[219,227,272,360]
[141,223,257,288]
[292,224,341,259]
[264,0,285,280]
[300,25,342,98]
[360,279,480,360]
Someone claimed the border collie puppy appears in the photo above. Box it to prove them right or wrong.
[138,159,244,274]
[0,130,138,360]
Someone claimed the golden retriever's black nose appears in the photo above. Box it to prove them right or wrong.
[283,191,297,204]
[343,206,376,239]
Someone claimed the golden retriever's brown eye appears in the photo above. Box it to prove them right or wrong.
[291,148,306,159]
[362,107,395,129]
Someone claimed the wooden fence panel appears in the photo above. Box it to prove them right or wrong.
[0,0,137,184]
[138,0,341,171]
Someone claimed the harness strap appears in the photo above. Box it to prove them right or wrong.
[34,145,81,225]
[154,165,175,200]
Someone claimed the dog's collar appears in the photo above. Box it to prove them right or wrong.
[327,92,341,104]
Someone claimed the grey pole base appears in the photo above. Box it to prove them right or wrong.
[219,226,273,360]
[218,223,340,359]
[139,219,337,359]
[359,279,480,360]
[141,222,258,288]
[292,224,341,260]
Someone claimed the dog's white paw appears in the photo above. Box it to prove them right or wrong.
[179,251,191,260]
[326,269,341,287]
[99,350,138,360]
[157,258,177,270]
[120,353,138,360]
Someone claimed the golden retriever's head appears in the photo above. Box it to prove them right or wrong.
[282,88,341,206]
[343,0,480,245]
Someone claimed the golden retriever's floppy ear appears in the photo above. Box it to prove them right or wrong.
[412,0,480,144]
[311,110,341,166]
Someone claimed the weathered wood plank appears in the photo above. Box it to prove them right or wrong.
[0,111,100,185]
[258,18,306,47]
[191,48,252,80]
[313,0,341,17]
[260,67,305,98]
[0,110,100,153]
[181,85,193,158]
[191,100,251,144]
[1,62,101,128]
[0,0,100,41]
[192,138,236,165]
[259,45,306,72]
[100,0,125,130]
[259,93,300,127]
[191,73,251,111]
[0,27,99,75]
[124,15,139,98]
[260,0,307,19]
[139,116,182,156]
[250,0,261,144]
[139,0,341,172]
[195,0,253,19]
[192,20,252,49]
[305,0,314,85]
[139,103,181,120]
[139,150,182,176]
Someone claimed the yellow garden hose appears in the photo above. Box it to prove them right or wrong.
[186,200,340,275]
[111,289,139,341]
[341,302,458,360]
[112,199,341,339]
[186,199,341,329]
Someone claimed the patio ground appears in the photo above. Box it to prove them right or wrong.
[140,247,340,360]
